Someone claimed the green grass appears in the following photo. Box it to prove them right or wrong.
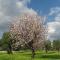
[0,51,60,60]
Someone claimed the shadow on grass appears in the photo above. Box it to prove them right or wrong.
[47,51,56,54]
[41,54,60,59]
[13,51,60,59]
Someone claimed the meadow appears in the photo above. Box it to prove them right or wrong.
[0,50,60,60]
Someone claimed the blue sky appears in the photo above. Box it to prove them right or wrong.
[28,0,60,15]
[0,0,60,40]
[28,0,60,23]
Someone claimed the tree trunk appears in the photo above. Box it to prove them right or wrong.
[26,40,35,58]
[45,45,48,53]
[46,49,48,53]
[57,48,59,53]
[31,47,35,58]
[7,40,12,54]
[7,48,12,54]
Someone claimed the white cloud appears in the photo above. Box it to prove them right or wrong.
[55,14,60,21]
[0,0,37,38]
[48,7,60,40]
[49,7,60,15]
[16,0,37,15]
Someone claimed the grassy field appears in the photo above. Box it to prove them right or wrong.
[0,50,60,60]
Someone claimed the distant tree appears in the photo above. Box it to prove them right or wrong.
[44,40,51,53]
[1,32,12,54]
[53,40,60,52]
[9,13,47,58]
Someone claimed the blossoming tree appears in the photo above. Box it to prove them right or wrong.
[9,13,47,57]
